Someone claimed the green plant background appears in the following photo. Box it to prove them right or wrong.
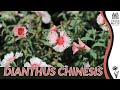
[0,11,110,67]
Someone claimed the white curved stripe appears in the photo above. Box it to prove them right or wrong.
[105,11,120,79]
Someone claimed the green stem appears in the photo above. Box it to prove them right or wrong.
[26,38,35,56]
[13,62,17,67]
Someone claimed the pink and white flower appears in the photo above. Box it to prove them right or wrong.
[97,14,105,25]
[48,29,71,52]
[33,11,51,24]
[0,52,23,67]
[97,14,109,31]
[24,57,52,67]
[13,25,28,37]
[53,31,71,52]
[72,38,91,54]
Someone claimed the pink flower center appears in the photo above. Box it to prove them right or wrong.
[18,27,24,35]
[51,28,58,32]
[56,36,64,45]
[82,46,86,49]
[31,64,39,67]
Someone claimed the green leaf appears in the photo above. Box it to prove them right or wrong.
[26,54,32,59]
[35,34,39,40]
[87,30,93,35]
[22,49,28,59]
[11,16,16,23]
[27,48,32,54]
[74,26,78,34]
[79,12,84,17]
[63,14,67,21]
[90,50,97,59]
[85,33,90,37]
[70,20,76,26]
[90,60,97,67]
[10,62,17,67]
[92,42,106,48]
[40,40,51,47]
[27,39,32,47]
[1,29,7,36]
[98,31,104,37]
[51,60,58,66]
[79,55,82,60]
[57,12,64,17]
[101,56,104,59]
[76,20,81,24]
[36,17,41,23]
[98,39,105,43]
[15,37,22,42]
[5,35,13,41]
[7,37,14,44]
[4,45,9,50]
[1,20,7,27]
[83,58,88,61]
[56,63,64,67]
[81,37,94,41]
[68,26,73,30]
[74,61,80,66]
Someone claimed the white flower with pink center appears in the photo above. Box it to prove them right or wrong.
[48,27,71,52]
[0,52,23,67]
[24,57,52,67]
[53,30,71,52]
[97,14,105,25]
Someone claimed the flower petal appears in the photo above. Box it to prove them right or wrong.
[4,52,14,60]
[30,57,41,65]
[42,14,51,24]
[24,62,31,67]
[48,31,58,45]
[72,42,80,54]
[78,38,90,50]
[40,62,48,67]
[97,14,105,25]
[15,52,23,59]
[53,45,65,52]
[34,11,51,24]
